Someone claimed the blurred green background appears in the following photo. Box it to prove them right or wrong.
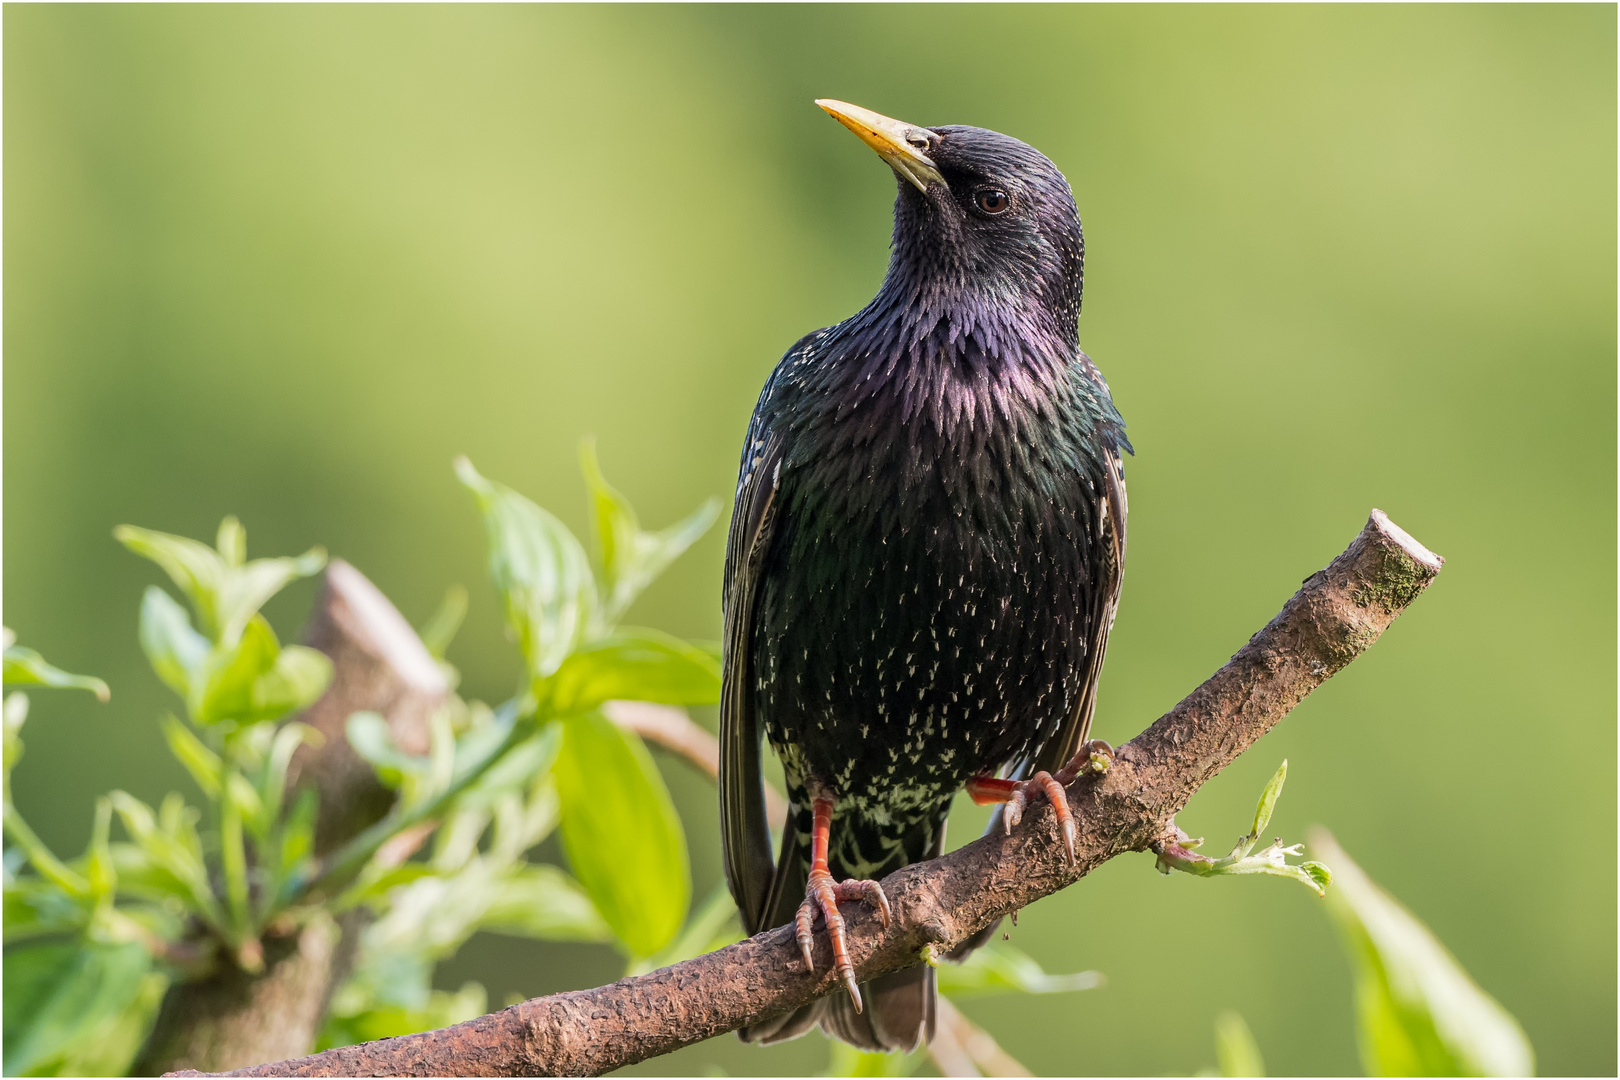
[5,4,1613,1075]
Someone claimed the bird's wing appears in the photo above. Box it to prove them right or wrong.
[1032,442,1128,776]
[719,426,787,935]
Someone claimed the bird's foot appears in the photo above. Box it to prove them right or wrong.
[795,867,892,1012]
[966,740,1115,865]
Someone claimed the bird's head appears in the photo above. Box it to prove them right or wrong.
[817,99,1085,347]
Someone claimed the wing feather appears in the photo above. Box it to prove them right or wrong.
[1032,444,1128,775]
[719,428,786,934]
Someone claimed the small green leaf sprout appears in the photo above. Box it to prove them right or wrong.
[1154,760,1332,897]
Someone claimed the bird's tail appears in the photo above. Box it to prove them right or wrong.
[739,936,937,1052]
[821,964,936,1051]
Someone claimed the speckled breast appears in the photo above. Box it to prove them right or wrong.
[751,417,1100,874]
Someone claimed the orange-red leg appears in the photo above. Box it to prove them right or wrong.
[967,739,1115,865]
[794,785,892,1013]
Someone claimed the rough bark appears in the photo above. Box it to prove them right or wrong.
[291,560,448,858]
[139,561,447,1075]
[183,509,1442,1078]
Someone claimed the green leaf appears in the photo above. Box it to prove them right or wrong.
[553,712,689,957]
[195,615,281,724]
[456,457,594,679]
[935,940,1103,998]
[319,982,486,1053]
[213,546,326,647]
[277,787,319,882]
[336,860,441,911]
[2,939,166,1077]
[187,617,327,727]
[580,440,636,610]
[161,715,223,798]
[1155,762,1327,897]
[478,863,613,943]
[1313,830,1534,1077]
[78,966,169,1077]
[3,877,89,941]
[5,691,30,791]
[85,797,117,900]
[261,722,321,825]
[459,724,563,807]
[108,791,222,928]
[217,515,247,567]
[1,636,110,702]
[625,878,742,976]
[418,586,469,660]
[138,587,210,702]
[825,1041,922,1077]
[226,771,266,831]
[107,841,192,906]
[250,644,333,721]
[159,790,204,864]
[115,525,226,635]
[1252,759,1287,839]
[580,441,720,627]
[3,805,91,899]
[1215,1010,1266,1078]
[347,712,429,790]
[220,775,252,937]
[538,628,722,716]
[116,521,324,646]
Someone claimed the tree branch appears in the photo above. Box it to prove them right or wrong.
[186,510,1442,1078]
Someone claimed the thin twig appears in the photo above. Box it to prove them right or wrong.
[934,996,1030,1078]
[602,700,790,830]
[182,510,1442,1078]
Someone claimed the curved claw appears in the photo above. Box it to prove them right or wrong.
[795,899,818,971]
[996,770,1075,862]
[840,877,892,927]
[1004,787,1027,832]
[983,741,1116,865]
[796,867,889,1013]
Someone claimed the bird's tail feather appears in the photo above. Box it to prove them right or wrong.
[741,961,936,1051]
[821,964,936,1052]
[740,999,827,1045]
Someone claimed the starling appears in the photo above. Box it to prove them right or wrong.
[720,100,1130,1052]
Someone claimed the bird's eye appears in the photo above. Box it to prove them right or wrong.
[975,189,1011,215]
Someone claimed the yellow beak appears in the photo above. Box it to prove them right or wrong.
[815,99,945,193]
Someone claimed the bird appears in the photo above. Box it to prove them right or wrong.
[719,100,1130,1054]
